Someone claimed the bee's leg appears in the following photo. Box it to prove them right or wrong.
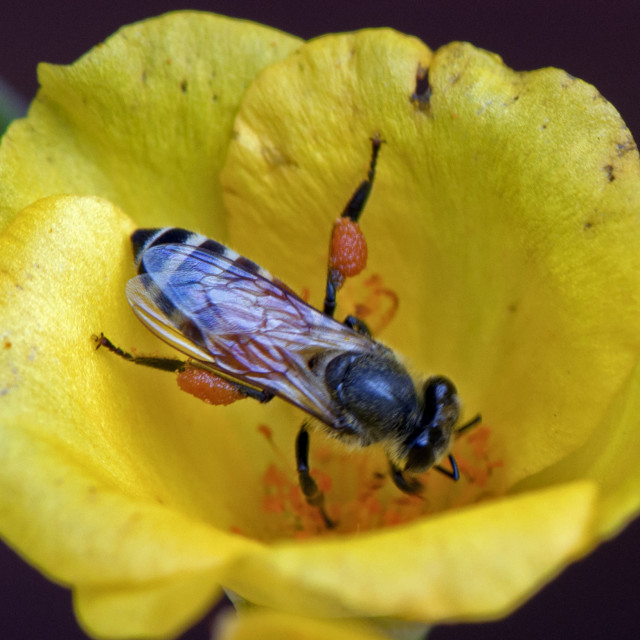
[323,136,383,318]
[94,333,273,404]
[434,454,460,481]
[324,277,339,319]
[430,415,482,480]
[341,135,383,223]
[94,332,185,372]
[295,422,335,528]
[389,461,423,495]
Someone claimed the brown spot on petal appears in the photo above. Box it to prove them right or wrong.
[411,63,432,113]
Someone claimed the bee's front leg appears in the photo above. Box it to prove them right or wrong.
[295,422,335,528]
[389,462,423,495]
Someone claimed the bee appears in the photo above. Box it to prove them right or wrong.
[97,137,479,527]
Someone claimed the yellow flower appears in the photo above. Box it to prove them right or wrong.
[2,10,640,639]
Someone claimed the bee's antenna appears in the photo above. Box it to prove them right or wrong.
[457,414,482,435]
[434,454,460,481]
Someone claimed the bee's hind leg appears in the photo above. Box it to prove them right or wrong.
[94,333,185,372]
[94,333,273,404]
[295,422,335,528]
[323,136,383,318]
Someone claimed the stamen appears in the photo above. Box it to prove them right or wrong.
[233,423,501,539]
[353,273,399,335]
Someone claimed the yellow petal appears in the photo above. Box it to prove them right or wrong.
[0,196,263,638]
[217,609,401,640]
[221,33,640,490]
[225,481,596,620]
[0,11,300,235]
[75,577,220,639]
[516,355,640,538]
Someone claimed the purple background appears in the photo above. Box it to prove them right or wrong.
[1,2,640,638]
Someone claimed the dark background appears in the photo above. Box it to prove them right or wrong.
[2,2,640,639]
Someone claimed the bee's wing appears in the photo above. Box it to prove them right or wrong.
[125,276,215,363]
[126,243,375,427]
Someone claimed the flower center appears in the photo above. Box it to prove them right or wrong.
[232,423,501,540]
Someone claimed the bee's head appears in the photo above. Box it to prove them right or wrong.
[402,376,460,473]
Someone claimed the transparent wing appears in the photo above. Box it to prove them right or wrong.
[126,243,375,427]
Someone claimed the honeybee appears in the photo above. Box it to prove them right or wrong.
[97,138,479,527]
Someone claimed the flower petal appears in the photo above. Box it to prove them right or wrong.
[516,355,640,539]
[0,196,264,637]
[221,33,640,489]
[225,481,596,620]
[217,609,401,640]
[75,577,221,639]
[0,11,300,235]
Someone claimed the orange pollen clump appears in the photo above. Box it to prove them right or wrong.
[329,217,368,282]
[176,366,246,405]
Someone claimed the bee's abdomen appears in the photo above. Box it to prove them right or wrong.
[132,226,268,276]
[132,228,219,271]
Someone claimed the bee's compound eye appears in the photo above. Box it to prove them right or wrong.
[426,376,457,402]
[422,376,458,423]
